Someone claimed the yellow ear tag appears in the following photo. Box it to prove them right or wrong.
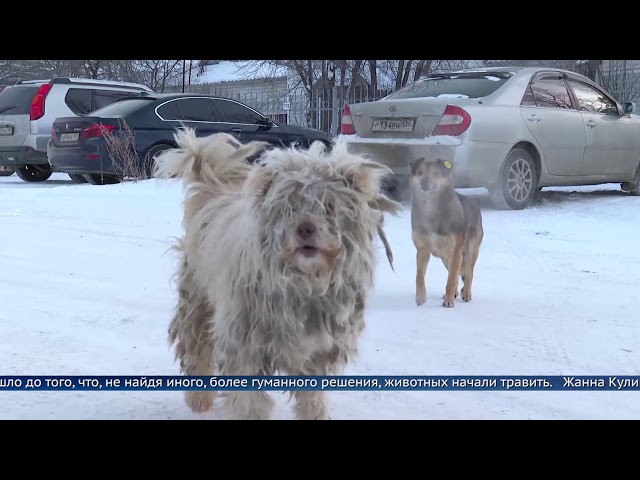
[444,161,452,169]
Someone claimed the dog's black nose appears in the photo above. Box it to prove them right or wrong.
[296,222,316,240]
[420,179,431,191]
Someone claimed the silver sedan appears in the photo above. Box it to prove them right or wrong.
[341,66,640,209]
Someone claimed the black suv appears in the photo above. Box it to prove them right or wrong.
[47,93,333,185]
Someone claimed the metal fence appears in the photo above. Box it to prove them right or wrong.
[228,87,391,136]
[180,84,390,136]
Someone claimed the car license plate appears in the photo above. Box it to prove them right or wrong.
[371,118,415,133]
[60,133,80,143]
[0,126,13,135]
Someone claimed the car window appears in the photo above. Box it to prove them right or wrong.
[212,99,265,124]
[529,77,573,109]
[567,80,619,115]
[65,88,93,115]
[520,84,536,107]
[93,90,138,111]
[0,86,39,115]
[156,100,183,121]
[175,98,218,122]
[88,98,155,117]
[383,73,512,100]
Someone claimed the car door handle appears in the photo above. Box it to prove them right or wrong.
[585,120,596,128]
[526,114,541,123]
[231,128,243,133]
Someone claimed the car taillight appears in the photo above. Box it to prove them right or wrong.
[432,104,471,136]
[81,123,116,139]
[51,128,57,142]
[30,83,53,121]
[341,104,357,135]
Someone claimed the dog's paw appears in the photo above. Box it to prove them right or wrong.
[442,290,459,300]
[461,287,472,302]
[185,391,216,413]
[442,297,456,308]
[416,289,427,306]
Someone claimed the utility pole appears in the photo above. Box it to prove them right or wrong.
[182,60,186,93]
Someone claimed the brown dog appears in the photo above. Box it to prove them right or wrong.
[409,157,483,308]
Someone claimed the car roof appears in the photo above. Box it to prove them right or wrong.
[10,77,153,92]
[429,65,590,78]
[142,92,247,100]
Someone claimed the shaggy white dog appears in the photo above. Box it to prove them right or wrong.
[154,129,401,420]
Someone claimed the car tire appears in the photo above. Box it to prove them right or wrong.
[68,173,88,184]
[143,144,173,178]
[85,173,121,185]
[621,163,640,196]
[0,167,14,176]
[15,164,53,182]
[489,148,538,210]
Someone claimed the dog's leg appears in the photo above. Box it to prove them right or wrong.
[220,355,275,420]
[223,389,275,420]
[442,236,464,308]
[223,389,275,421]
[461,233,482,303]
[293,389,330,420]
[169,256,216,413]
[440,257,459,300]
[291,361,332,420]
[412,232,430,306]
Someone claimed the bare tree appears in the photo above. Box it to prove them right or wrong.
[599,60,640,104]
[0,60,55,83]
[137,60,183,92]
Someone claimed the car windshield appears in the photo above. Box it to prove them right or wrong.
[384,72,513,100]
[0,86,39,115]
[88,97,155,117]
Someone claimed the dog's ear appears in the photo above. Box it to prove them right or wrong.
[245,164,276,204]
[339,160,389,196]
[337,160,403,216]
[368,194,403,217]
[436,158,454,174]
[409,157,424,176]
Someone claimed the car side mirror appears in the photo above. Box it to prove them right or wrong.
[623,102,634,114]
[258,117,274,129]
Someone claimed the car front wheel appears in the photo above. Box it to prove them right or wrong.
[85,173,121,185]
[68,173,88,184]
[489,148,538,210]
[621,163,640,196]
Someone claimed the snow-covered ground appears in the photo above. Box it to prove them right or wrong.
[1,172,639,420]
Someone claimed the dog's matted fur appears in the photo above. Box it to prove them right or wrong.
[154,129,401,420]
[409,156,483,308]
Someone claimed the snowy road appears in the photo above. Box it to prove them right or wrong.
[1,173,639,419]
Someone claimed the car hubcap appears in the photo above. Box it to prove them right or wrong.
[507,159,533,202]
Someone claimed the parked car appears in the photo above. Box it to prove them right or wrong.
[47,93,333,185]
[340,66,640,209]
[0,77,154,183]
[0,86,14,176]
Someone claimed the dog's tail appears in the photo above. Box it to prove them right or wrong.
[377,221,395,272]
[153,127,269,188]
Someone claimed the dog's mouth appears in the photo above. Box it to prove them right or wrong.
[297,244,320,258]
[420,178,433,191]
